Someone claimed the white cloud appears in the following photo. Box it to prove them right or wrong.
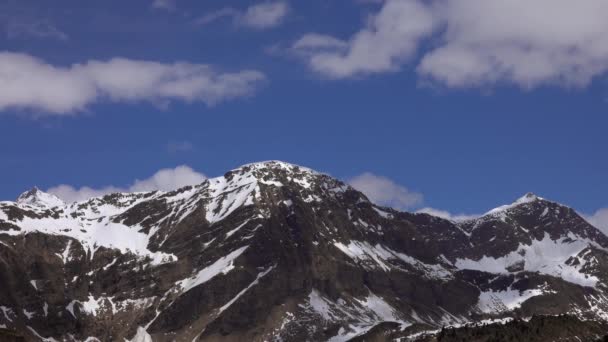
[417,0,608,89]
[197,2,289,30]
[584,208,608,236]
[347,171,481,219]
[48,165,207,203]
[47,185,122,203]
[0,52,266,115]
[349,172,423,210]
[239,1,289,29]
[292,0,438,78]
[152,0,176,11]
[416,207,479,222]
[130,166,206,192]
[294,0,608,88]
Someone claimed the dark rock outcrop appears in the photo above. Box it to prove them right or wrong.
[0,161,607,341]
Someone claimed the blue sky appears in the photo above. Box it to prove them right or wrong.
[0,0,607,226]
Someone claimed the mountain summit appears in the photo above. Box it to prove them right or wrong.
[1,161,607,341]
[15,186,64,208]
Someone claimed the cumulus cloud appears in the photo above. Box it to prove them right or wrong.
[417,0,608,89]
[416,207,479,222]
[0,52,266,115]
[349,172,423,210]
[197,1,289,30]
[291,0,438,78]
[584,208,608,236]
[48,165,207,203]
[347,171,481,219]
[294,0,608,88]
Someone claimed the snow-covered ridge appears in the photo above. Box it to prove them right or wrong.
[237,160,320,175]
[455,233,600,287]
[16,187,64,209]
[0,161,341,265]
[484,192,543,216]
[416,192,546,223]
[333,240,453,280]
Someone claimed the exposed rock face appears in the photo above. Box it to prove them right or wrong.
[0,161,607,341]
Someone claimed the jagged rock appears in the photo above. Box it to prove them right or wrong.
[0,161,607,341]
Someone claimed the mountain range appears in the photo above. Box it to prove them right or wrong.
[1,161,607,341]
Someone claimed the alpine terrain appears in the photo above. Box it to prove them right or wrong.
[1,161,608,341]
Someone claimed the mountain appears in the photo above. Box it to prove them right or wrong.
[1,161,607,341]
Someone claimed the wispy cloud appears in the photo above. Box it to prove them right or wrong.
[196,1,289,30]
[416,207,479,222]
[152,0,176,11]
[48,165,207,202]
[196,8,239,26]
[0,52,266,115]
[0,4,67,41]
[3,19,67,41]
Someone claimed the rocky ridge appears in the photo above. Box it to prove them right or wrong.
[0,161,607,341]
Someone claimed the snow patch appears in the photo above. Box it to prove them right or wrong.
[333,241,452,280]
[178,246,248,293]
[218,265,275,314]
[128,327,153,342]
[225,220,250,239]
[455,234,599,287]
[477,288,546,314]
[23,308,35,319]
[17,187,64,208]
[26,326,58,342]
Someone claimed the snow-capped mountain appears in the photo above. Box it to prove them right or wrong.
[1,161,607,341]
[15,187,64,209]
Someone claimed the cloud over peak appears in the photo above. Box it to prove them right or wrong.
[585,208,608,237]
[0,52,266,115]
[48,165,207,203]
[349,172,423,210]
[416,207,479,222]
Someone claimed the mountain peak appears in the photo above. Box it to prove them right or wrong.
[484,192,543,216]
[236,160,318,175]
[219,160,325,189]
[16,187,64,208]
[516,192,542,203]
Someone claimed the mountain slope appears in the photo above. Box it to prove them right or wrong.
[0,161,607,341]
